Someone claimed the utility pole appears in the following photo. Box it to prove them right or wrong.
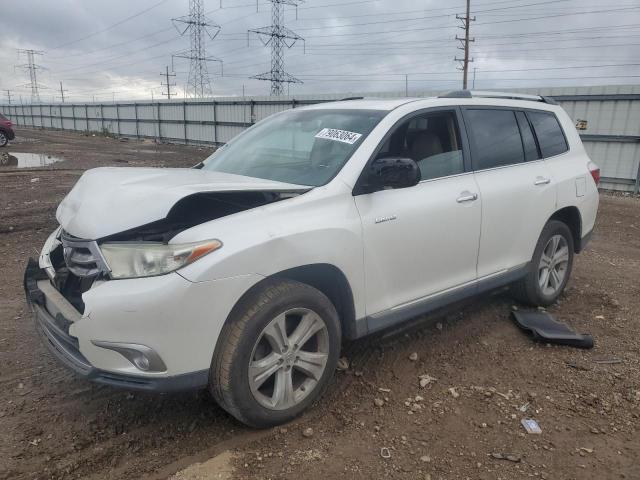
[405,74,409,97]
[17,49,45,103]
[172,0,222,98]
[248,0,304,96]
[161,66,177,100]
[454,0,475,90]
[58,81,68,103]
[5,90,12,105]
[472,67,477,89]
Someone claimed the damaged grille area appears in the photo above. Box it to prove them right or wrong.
[48,231,108,313]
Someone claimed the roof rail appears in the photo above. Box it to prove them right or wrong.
[438,90,557,105]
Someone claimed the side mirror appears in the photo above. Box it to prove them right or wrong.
[365,156,421,192]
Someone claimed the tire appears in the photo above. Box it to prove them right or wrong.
[512,220,574,306]
[210,279,341,428]
[0,131,7,147]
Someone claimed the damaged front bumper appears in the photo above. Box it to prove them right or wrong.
[26,224,263,393]
[24,258,210,392]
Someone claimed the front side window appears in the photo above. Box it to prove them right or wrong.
[202,109,386,186]
[527,111,568,158]
[376,111,464,180]
[465,109,524,170]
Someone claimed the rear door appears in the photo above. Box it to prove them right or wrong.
[462,107,556,279]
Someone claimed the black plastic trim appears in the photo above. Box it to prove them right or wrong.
[576,228,593,253]
[361,264,529,337]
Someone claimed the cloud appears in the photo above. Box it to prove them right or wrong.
[1,0,639,102]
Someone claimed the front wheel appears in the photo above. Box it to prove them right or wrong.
[0,131,8,147]
[210,279,341,428]
[512,220,574,306]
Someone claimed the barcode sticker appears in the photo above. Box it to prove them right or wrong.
[315,128,362,145]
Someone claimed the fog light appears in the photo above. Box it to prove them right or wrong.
[133,355,150,371]
[91,340,167,372]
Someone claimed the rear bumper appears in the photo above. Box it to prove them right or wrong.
[24,258,209,392]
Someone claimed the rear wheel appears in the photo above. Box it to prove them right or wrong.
[0,131,7,147]
[210,279,341,428]
[512,220,574,306]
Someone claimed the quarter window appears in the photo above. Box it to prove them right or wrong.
[527,111,568,158]
[465,109,524,169]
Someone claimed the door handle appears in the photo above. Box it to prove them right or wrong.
[534,177,551,186]
[456,192,478,203]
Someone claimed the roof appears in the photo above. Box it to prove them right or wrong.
[305,97,422,111]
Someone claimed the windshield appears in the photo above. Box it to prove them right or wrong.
[202,108,386,186]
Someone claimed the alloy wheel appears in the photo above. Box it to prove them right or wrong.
[538,234,570,296]
[248,308,329,410]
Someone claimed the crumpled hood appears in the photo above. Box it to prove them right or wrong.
[56,167,309,239]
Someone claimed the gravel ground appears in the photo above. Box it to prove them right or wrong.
[0,128,638,480]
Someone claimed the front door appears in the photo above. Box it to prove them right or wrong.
[354,108,481,318]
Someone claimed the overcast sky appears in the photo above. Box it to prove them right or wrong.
[1,0,639,103]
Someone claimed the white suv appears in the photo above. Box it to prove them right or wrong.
[25,92,600,427]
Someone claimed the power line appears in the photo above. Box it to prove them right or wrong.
[455,0,475,89]
[161,66,177,99]
[172,0,222,98]
[50,0,170,50]
[57,81,69,103]
[248,0,304,96]
[16,49,46,103]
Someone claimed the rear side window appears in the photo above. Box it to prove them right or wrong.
[465,109,524,169]
[527,111,568,158]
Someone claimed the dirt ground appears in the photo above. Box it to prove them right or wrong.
[0,128,638,480]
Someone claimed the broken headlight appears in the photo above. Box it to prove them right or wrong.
[100,240,222,279]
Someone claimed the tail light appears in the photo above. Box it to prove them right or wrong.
[588,161,600,186]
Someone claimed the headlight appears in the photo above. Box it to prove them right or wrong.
[100,240,222,279]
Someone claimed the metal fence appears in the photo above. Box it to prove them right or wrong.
[2,85,639,192]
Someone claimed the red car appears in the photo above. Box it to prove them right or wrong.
[0,113,15,147]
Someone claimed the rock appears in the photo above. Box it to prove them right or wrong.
[409,352,418,361]
[449,387,460,399]
[374,398,385,407]
[436,322,443,331]
[414,395,424,402]
[336,357,349,371]
[490,452,521,463]
[30,177,40,183]
[419,374,437,388]
[302,427,314,438]
[420,455,431,463]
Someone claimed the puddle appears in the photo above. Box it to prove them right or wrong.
[0,152,65,168]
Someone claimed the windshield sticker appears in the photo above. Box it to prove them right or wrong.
[315,128,362,145]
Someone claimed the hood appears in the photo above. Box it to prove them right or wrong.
[57,167,310,239]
